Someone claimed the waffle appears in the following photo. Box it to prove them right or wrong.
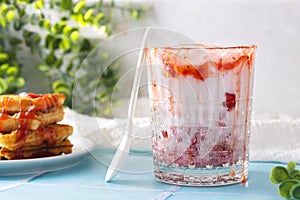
[0,124,73,150]
[0,93,73,160]
[0,107,65,132]
[0,139,73,160]
[0,93,65,113]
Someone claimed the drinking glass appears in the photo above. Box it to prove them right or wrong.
[145,45,257,186]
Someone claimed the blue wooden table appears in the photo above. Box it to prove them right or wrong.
[0,149,285,200]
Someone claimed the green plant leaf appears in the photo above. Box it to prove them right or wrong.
[59,37,71,50]
[290,183,300,199]
[99,95,109,103]
[93,12,104,28]
[50,0,55,8]
[53,86,71,99]
[288,162,297,172]
[45,52,57,65]
[104,106,112,115]
[83,8,94,21]
[100,53,109,61]
[294,174,300,181]
[66,62,73,72]
[52,80,67,91]
[45,34,54,48]
[60,0,72,10]
[13,19,21,30]
[51,23,58,33]
[73,13,87,27]
[0,63,9,72]
[289,170,300,178]
[40,19,51,30]
[80,39,91,51]
[278,179,299,199]
[0,68,5,77]
[73,0,86,14]
[62,25,72,36]
[0,53,9,63]
[111,62,120,70]
[18,6,25,17]
[16,77,25,87]
[0,17,7,27]
[55,58,63,68]
[34,0,44,9]
[53,37,62,49]
[38,19,44,26]
[38,64,50,72]
[55,21,67,34]
[0,78,8,94]
[96,90,107,100]
[7,66,18,76]
[45,34,61,50]
[6,10,15,21]
[131,9,138,19]
[6,75,16,86]
[70,30,79,41]
[270,166,291,184]
[98,25,108,34]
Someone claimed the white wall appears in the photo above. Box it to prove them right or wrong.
[116,0,300,116]
[22,0,300,116]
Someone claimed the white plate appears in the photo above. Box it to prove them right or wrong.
[0,138,94,176]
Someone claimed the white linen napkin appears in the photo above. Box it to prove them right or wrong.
[250,113,300,162]
[62,108,300,163]
[62,107,152,151]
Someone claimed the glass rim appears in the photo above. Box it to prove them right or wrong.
[145,44,257,51]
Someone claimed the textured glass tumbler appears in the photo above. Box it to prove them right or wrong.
[145,45,257,186]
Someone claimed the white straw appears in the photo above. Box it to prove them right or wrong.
[105,27,151,182]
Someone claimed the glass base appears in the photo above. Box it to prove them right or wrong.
[153,162,248,186]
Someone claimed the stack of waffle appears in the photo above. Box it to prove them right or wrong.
[0,93,73,160]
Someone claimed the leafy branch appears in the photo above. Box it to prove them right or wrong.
[0,0,146,116]
[0,2,25,94]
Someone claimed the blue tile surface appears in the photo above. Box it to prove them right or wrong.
[0,149,289,200]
